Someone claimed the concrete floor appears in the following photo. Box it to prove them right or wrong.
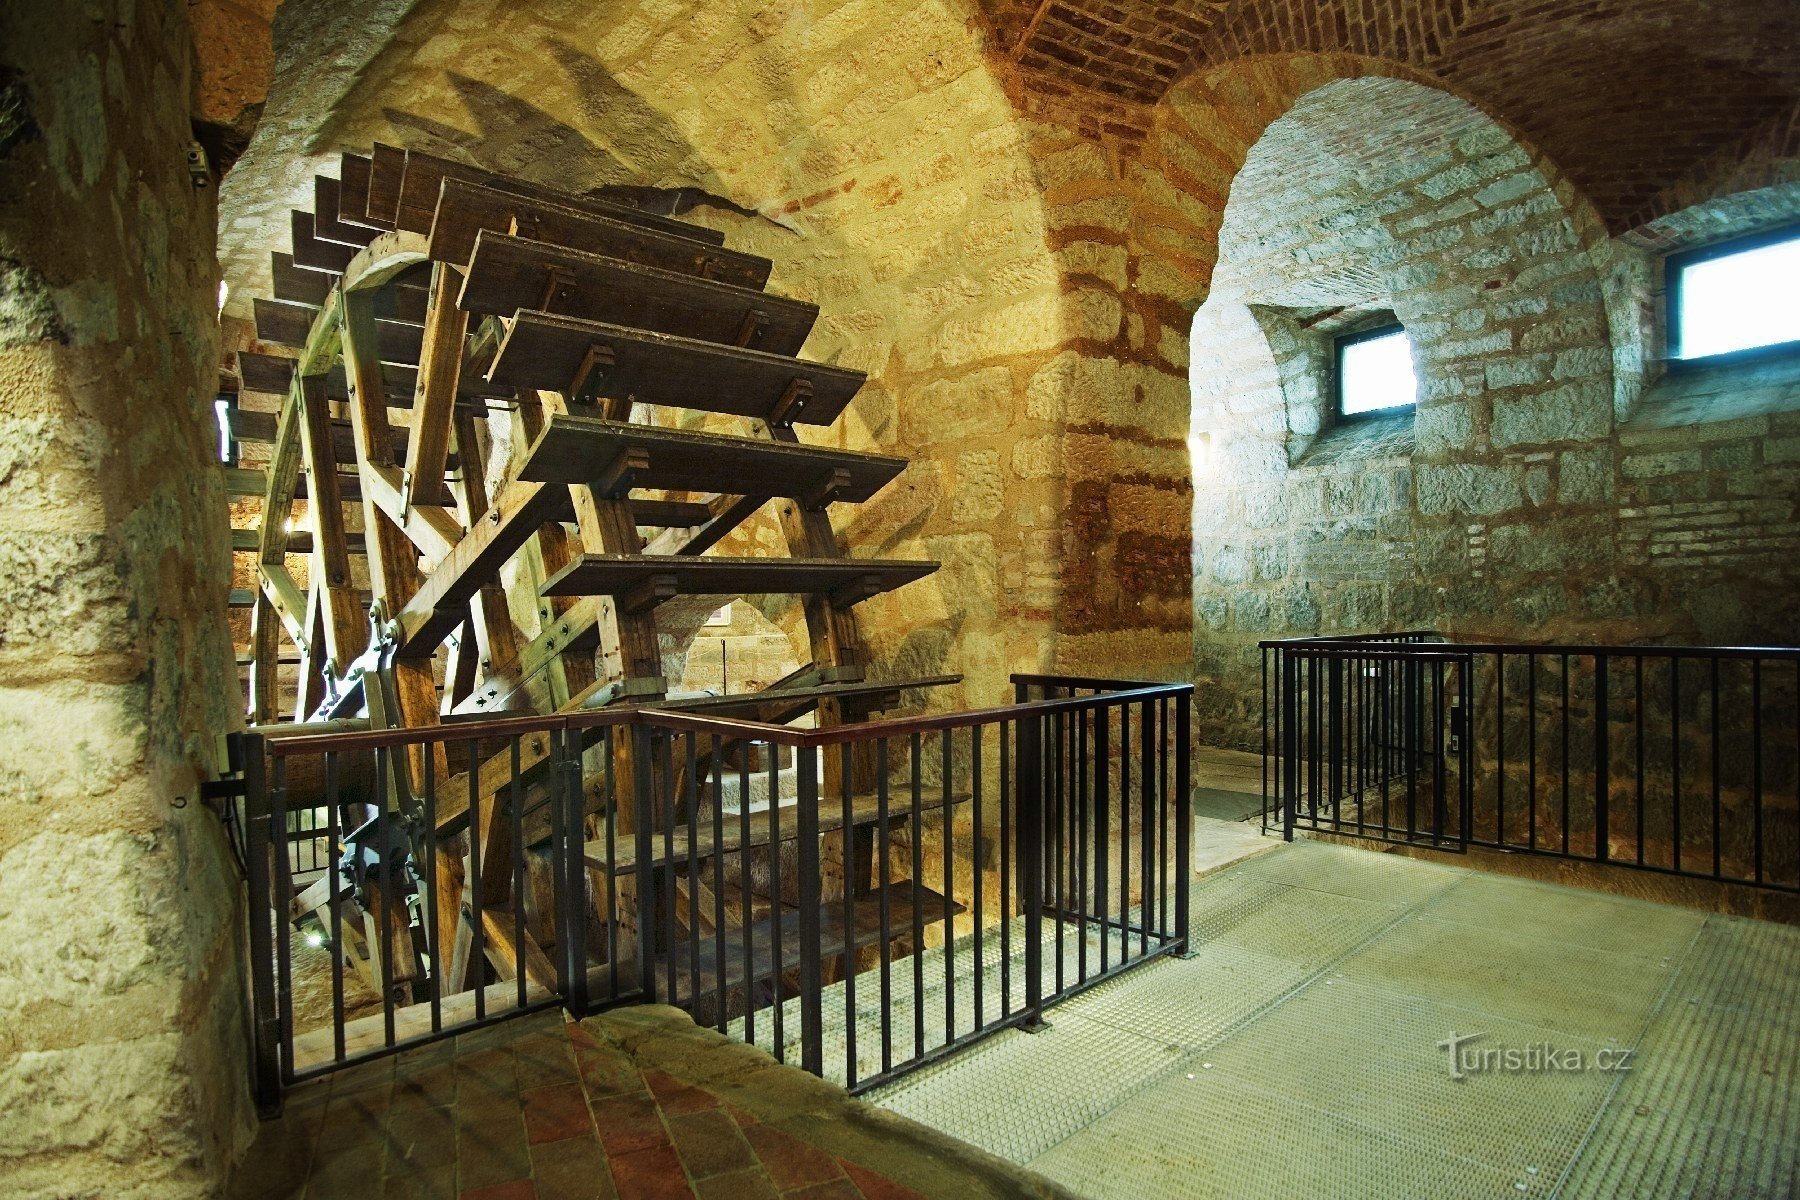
[867,836,1800,1199]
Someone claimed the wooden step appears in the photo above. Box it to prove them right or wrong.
[427,178,770,290]
[620,882,964,1008]
[335,152,389,233]
[587,789,971,876]
[461,232,817,354]
[489,313,865,427]
[235,350,504,407]
[291,210,355,273]
[252,301,423,361]
[313,176,379,248]
[225,407,457,470]
[519,415,905,505]
[541,555,937,610]
[380,142,726,247]
[291,976,551,1073]
[224,464,364,503]
[655,675,961,725]
[271,252,334,307]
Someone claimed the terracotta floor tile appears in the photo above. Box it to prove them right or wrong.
[693,1167,779,1200]
[778,1180,862,1200]
[607,1143,694,1200]
[665,1110,755,1180]
[529,1134,617,1200]
[456,1118,533,1192]
[588,1091,669,1157]
[458,1181,537,1200]
[838,1162,925,1200]
[642,1070,721,1118]
[576,1046,644,1099]
[523,1082,595,1145]
[740,1126,844,1193]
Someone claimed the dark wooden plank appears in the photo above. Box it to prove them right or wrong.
[237,350,294,395]
[540,554,937,605]
[610,883,964,1006]
[338,152,388,231]
[290,210,355,273]
[368,142,407,227]
[586,790,968,875]
[270,252,333,307]
[230,527,365,553]
[253,297,317,348]
[520,415,904,503]
[426,178,770,290]
[226,406,454,468]
[489,314,864,427]
[392,144,725,246]
[313,176,378,248]
[461,231,815,353]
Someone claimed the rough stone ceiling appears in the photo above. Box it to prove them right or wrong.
[979,0,1800,230]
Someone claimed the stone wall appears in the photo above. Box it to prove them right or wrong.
[0,1,252,1195]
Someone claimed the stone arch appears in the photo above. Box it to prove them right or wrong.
[1136,61,1617,745]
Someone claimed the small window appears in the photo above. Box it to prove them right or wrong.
[216,395,237,465]
[1668,226,1800,363]
[1335,323,1418,418]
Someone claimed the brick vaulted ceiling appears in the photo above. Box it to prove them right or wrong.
[979,0,1800,231]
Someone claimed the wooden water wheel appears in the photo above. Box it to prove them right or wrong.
[224,143,962,1024]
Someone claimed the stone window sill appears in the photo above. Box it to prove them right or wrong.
[1291,409,1415,469]
[1626,350,1800,431]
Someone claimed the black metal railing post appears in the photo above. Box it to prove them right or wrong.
[242,733,282,1114]
[1019,711,1047,1029]
[794,742,824,1076]
[632,724,657,1001]
[1174,689,1191,953]
[1594,654,1610,862]
[556,726,591,1016]
[1281,648,1299,842]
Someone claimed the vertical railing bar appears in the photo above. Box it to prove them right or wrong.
[244,737,281,1101]
[662,733,678,1012]
[633,727,656,1005]
[1560,654,1570,855]
[999,721,1011,1015]
[605,734,619,1001]
[1160,695,1171,936]
[1021,713,1045,1028]
[272,756,296,1071]
[1595,655,1610,863]
[1671,657,1682,874]
[1120,701,1132,962]
[713,737,728,1033]
[1176,690,1191,951]
[468,742,485,1023]
[910,730,925,1060]
[1635,656,1646,866]
[511,735,527,1011]
[327,752,347,1062]
[1528,655,1538,852]
[769,735,784,1062]
[1096,701,1110,974]
[1052,706,1064,996]
[1496,652,1506,847]
[877,738,892,1076]
[1075,706,1088,985]
[840,741,856,1088]
[1712,657,1722,881]
[1140,697,1153,957]
[684,732,701,1016]
[419,745,441,1036]
[942,727,955,1043]
[374,749,396,1049]
[737,744,752,1045]
[972,722,985,1031]
[1752,658,1764,885]
[795,737,823,1079]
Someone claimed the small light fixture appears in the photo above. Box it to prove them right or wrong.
[303,927,326,948]
[217,279,229,315]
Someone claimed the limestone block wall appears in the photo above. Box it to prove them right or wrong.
[0,1,252,1194]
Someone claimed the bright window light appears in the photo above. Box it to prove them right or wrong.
[215,398,232,463]
[1337,325,1418,417]
[1673,231,1800,360]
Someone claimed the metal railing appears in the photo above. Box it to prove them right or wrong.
[239,675,1191,1106]
[1263,634,1800,893]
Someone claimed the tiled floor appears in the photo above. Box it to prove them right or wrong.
[869,839,1800,1199]
[229,1006,1073,1200]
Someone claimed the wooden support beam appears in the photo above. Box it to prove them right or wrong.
[257,377,305,566]
[402,262,467,510]
[249,590,280,724]
[297,373,368,668]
